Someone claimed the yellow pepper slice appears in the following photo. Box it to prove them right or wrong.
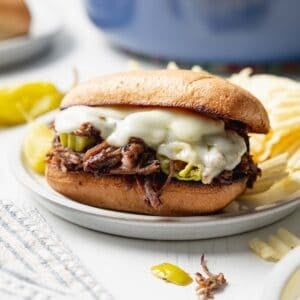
[158,155,202,181]
[176,163,202,181]
[23,122,54,174]
[0,82,63,126]
[151,263,193,286]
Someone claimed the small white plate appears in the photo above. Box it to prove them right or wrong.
[11,114,300,240]
[0,1,63,68]
[261,247,300,300]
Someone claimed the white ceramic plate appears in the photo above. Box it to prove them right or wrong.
[0,1,63,68]
[11,114,300,240]
[261,247,300,300]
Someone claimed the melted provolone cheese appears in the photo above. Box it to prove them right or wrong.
[55,106,247,183]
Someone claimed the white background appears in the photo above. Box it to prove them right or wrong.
[0,1,299,299]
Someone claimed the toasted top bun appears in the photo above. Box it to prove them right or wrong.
[62,70,269,133]
[0,0,30,40]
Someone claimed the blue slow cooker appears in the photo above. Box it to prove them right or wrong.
[85,0,300,63]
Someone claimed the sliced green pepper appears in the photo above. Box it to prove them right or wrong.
[59,133,96,152]
[59,133,68,147]
[67,134,76,150]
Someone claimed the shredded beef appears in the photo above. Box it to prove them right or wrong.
[212,153,259,188]
[238,153,260,188]
[84,141,110,159]
[83,142,122,173]
[136,175,162,208]
[225,120,249,149]
[84,150,122,172]
[109,162,160,176]
[121,137,145,169]
[159,160,175,192]
[215,170,233,185]
[74,122,101,138]
[144,176,162,208]
[48,122,259,209]
[82,138,160,176]
[47,139,83,173]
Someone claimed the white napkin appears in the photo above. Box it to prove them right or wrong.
[0,199,113,300]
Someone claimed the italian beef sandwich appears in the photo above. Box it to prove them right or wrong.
[46,70,270,216]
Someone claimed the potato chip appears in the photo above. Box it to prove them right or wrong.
[271,136,300,157]
[23,122,54,174]
[271,118,300,131]
[258,153,288,171]
[272,107,300,120]
[249,238,279,261]
[239,175,299,206]
[127,60,140,71]
[277,228,300,249]
[245,173,289,195]
[167,61,179,70]
[232,70,300,206]
[288,150,300,170]
[268,235,290,259]
[249,228,300,261]
[285,141,300,159]
[191,65,203,72]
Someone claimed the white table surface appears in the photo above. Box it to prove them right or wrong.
[0,1,299,299]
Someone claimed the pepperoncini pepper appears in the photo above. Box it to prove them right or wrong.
[151,263,193,286]
[59,133,96,152]
[0,82,63,126]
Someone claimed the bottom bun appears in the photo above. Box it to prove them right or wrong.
[46,163,246,216]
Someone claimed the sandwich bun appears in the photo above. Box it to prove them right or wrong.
[61,69,270,133]
[46,163,246,216]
